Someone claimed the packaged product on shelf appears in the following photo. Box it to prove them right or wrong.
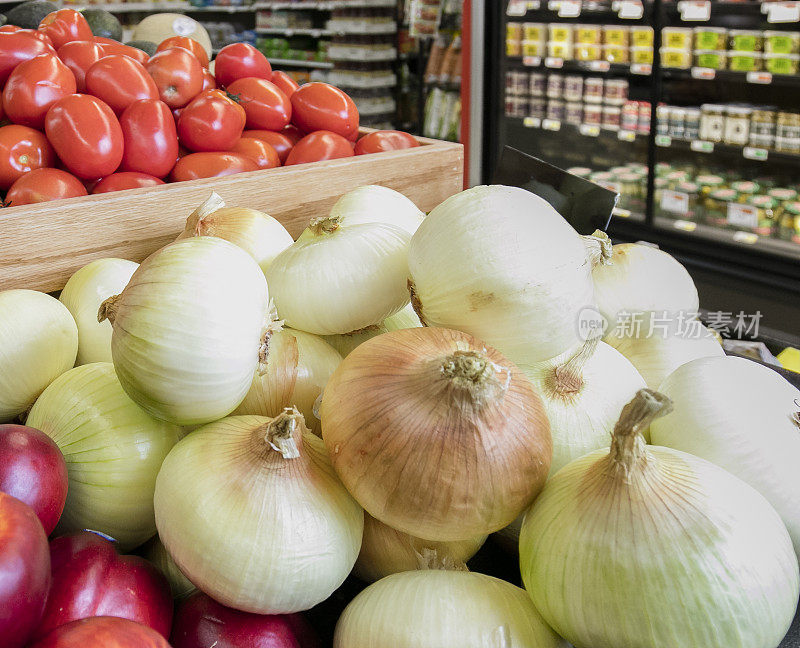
[637,102,651,134]
[523,22,546,42]
[657,105,671,136]
[705,188,739,227]
[669,107,686,139]
[768,187,797,204]
[603,25,629,47]
[728,51,763,72]
[724,107,752,146]
[583,103,603,125]
[529,96,547,119]
[776,112,800,152]
[729,29,763,52]
[546,74,564,99]
[575,44,601,62]
[423,85,446,136]
[603,79,628,105]
[779,202,800,242]
[660,47,692,69]
[548,41,573,59]
[684,107,701,139]
[506,23,522,57]
[631,46,654,65]
[602,105,622,130]
[530,72,547,96]
[666,169,690,187]
[584,76,604,103]
[700,104,726,142]
[603,44,629,63]
[764,31,800,54]
[622,101,640,131]
[630,25,654,47]
[732,180,760,203]
[439,35,461,81]
[523,40,546,57]
[548,23,573,44]
[662,27,693,50]
[564,75,583,101]
[748,195,779,236]
[425,34,447,81]
[439,92,461,141]
[764,53,800,75]
[697,174,726,197]
[693,26,727,51]
[575,24,602,44]
[565,101,583,125]
[506,70,528,96]
[694,50,728,70]
[547,99,566,121]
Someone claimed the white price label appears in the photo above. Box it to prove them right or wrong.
[630,63,652,75]
[673,219,697,232]
[766,1,800,23]
[523,56,542,66]
[618,0,644,18]
[579,124,601,137]
[584,60,611,72]
[618,130,637,141]
[545,57,565,68]
[747,71,773,84]
[506,0,527,15]
[691,67,716,79]
[527,1,541,8]
[655,134,672,147]
[556,0,581,16]
[542,119,562,131]
[661,190,690,215]
[743,147,769,161]
[523,117,542,128]
[733,231,759,244]
[691,140,714,153]
[678,0,711,20]
[727,202,758,228]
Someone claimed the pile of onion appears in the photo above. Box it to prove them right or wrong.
[323,303,421,358]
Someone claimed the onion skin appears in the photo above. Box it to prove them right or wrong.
[28,617,171,648]
[0,492,51,648]
[34,530,173,641]
[0,423,68,535]
[142,536,197,602]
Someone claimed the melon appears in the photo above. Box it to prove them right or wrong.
[6,0,58,28]
[132,14,212,58]
[82,8,123,41]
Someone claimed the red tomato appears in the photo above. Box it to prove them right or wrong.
[170,151,257,182]
[282,124,304,143]
[200,68,216,91]
[45,94,124,179]
[5,168,87,206]
[85,55,159,115]
[56,41,105,92]
[227,77,291,131]
[119,99,178,177]
[213,43,272,87]
[355,130,420,155]
[156,37,208,68]
[0,31,54,86]
[97,41,150,65]
[270,70,299,97]
[231,137,280,169]
[146,47,203,108]
[285,130,354,166]
[172,106,183,122]
[0,25,23,33]
[29,617,171,648]
[92,36,118,46]
[290,82,359,139]
[0,125,55,189]
[92,172,165,193]
[242,129,294,163]
[177,89,245,152]
[2,53,76,129]
[37,9,92,50]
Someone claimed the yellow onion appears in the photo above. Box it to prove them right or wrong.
[520,389,799,648]
[154,409,363,614]
[176,192,293,274]
[27,363,180,550]
[142,536,197,601]
[99,236,271,425]
[321,327,551,541]
[327,184,425,236]
[0,290,78,422]
[323,303,422,358]
[59,258,139,365]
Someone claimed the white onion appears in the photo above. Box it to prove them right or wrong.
[327,184,425,236]
[143,536,197,601]
[323,303,422,358]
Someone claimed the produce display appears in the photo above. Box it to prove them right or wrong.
[1,179,799,648]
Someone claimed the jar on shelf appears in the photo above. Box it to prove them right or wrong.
[547,99,566,121]
[724,106,752,146]
[728,51,763,72]
[603,25,629,47]
[779,201,800,243]
[623,101,640,131]
[694,50,727,70]
[700,104,726,142]
[602,105,622,130]
[583,103,603,125]
[631,26,654,48]
[655,162,672,177]
[603,79,628,105]
[565,101,583,124]
[656,105,671,136]
[631,46,654,65]
[665,169,689,188]
[584,76,604,103]
[731,180,760,203]
[575,44,602,61]
[522,40,546,57]
[768,187,798,204]
[693,26,727,51]
[576,24,602,44]
[750,109,776,137]
[668,107,686,139]
[506,24,523,57]
[704,188,738,227]
[549,24,573,44]
[748,195,778,236]
[563,75,583,101]
[697,174,726,197]
[548,41,573,60]
[684,107,701,140]
[617,171,645,212]
[546,74,564,99]
[764,31,800,55]
[764,53,800,75]
[603,44,629,63]
[529,96,547,119]
[529,72,547,97]
[523,23,546,42]
[729,29,763,53]
[660,47,692,69]
[637,102,652,134]
[506,71,527,95]
[663,27,693,50]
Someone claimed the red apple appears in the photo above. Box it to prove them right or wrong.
[34,530,173,641]
[0,423,68,535]
[0,492,51,648]
[171,592,319,648]
[28,616,172,648]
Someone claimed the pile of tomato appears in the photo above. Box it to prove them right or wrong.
[0,8,420,207]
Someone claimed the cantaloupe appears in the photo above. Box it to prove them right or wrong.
[132,13,212,57]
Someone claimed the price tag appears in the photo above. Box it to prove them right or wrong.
[612,207,632,218]
[727,202,758,228]
[527,0,541,8]
[584,60,611,72]
[766,1,800,23]
[630,63,652,75]
[743,147,769,161]
[733,231,759,244]
[542,119,562,131]
[691,67,716,79]
[618,130,637,141]
[691,140,714,153]
[557,0,581,16]
[506,0,527,15]
[678,0,711,20]
[673,219,698,232]
[545,57,564,68]
[655,134,672,147]
[523,116,542,128]
[661,190,690,215]
[618,0,644,18]
[579,124,601,137]
[523,56,542,66]
[747,71,773,84]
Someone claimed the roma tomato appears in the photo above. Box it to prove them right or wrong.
[29,617,171,648]
[0,25,24,33]
[38,9,92,50]
[170,151,257,182]
[85,55,159,115]
[213,42,272,87]
[2,53,75,129]
[355,130,420,155]
[282,124,304,143]
[92,172,165,193]
[177,89,245,152]
[271,70,299,97]
[227,77,291,131]
[146,47,203,108]
[119,99,178,177]
[156,37,208,68]
[200,68,216,91]
[231,137,280,169]
[242,129,294,163]
[5,168,87,205]
[290,82,359,139]
[92,36,118,46]
[285,130,354,166]
[97,41,149,65]
[0,125,55,189]
[0,31,54,84]
[45,94,124,179]
[56,41,105,92]
[0,493,50,648]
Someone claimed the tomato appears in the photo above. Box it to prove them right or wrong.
[227,77,291,131]
[56,41,105,92]
[119,99,178,177]
[270,70,299,97]
[0,25,24,34]
[290,82,359,139]
[0,31,54,85]
[45,94,124,179]
[170,151,257,182]
[92,172,165,193]
[0,125,55,189]
[355,130,420,155]
[200,68,216,91]
[213,43,272,88]
[282,124,304,143]
[284,130,354,166]
[2,54,75,129]
[37,9,92,50]
[231,137,280,169]
[92,36,118,46]
[28,617,171,648]
[97,41,149,65]
[85,55,159,115]
[242,129,294,163]
[156,37,208,68]
[177,89,245,152]
[172,107,183,122]
[5,168,87,206]
[146,47,203,108]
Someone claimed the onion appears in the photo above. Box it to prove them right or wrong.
[323,302,422,358]
[334,570,566,648]
[176,192,293,274]
[407,185,610,364]
[59,258,139,365]
[327,184,425,235]
[234,327,342,435]
[353,513,487,582]
[27,363,180,550]
[0,290,78,422]
[651,355,800,555]
[142,536,197,602]
[520,389,799,648]
[154,409,363,614]
[99,236,271,425]
[320,327,551,541]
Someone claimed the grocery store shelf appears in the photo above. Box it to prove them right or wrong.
[83,2,255,12]
[508,116,645,143]
[507,0,653,20]
[255,27,333,36]
[252,0,394,9]
[266,57,333,69]
[507,56,652,77]
[656,134,800,166]
[663,67,800,88]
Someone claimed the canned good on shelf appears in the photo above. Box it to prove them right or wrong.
[728,51,763,72]
[529,96,547,119]
[657,105,671,135]
[602,105,622,130]
[565,101,583,124]
[564,75,584,101]
[547,99,566,121]
[603,78,628,105]
[662,27,693,50]
[507,40,522,57]
[631,26,654,48]
[546,74,565,99]
[529,72,547,97]
[693,27,727,52]
[583,103,603,125]
[764,53,800,75]
[631,46,654,65]
[583,76,604,103]
[660,47,692,69]
[728,29,763,53]
[603,44,629,64]
[623,101,640,131]
[603,26,629,47]
[575,24,602,45]
[693,50,727,70]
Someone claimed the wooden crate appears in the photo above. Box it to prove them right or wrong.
[0,135,463,293]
